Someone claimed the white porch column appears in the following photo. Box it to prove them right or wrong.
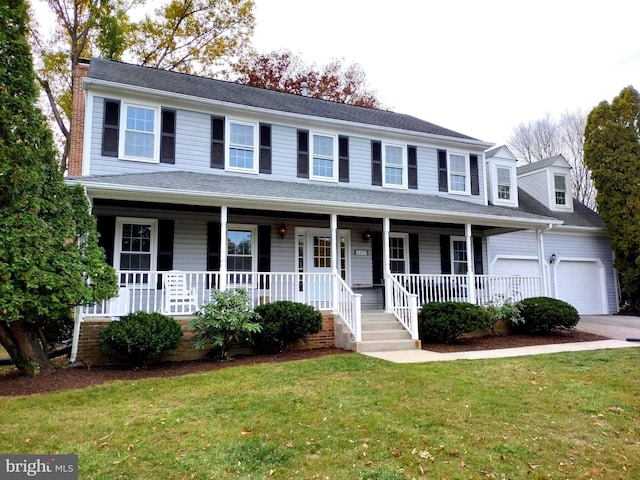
[465,223,477,304]
[330,213,338,311]
[383,217,392,312]
[536,228,548,296]
[219,206,228,291]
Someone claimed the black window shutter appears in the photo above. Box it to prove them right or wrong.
[437,149,448,192]
[440,235,451,274]
[409,233,419,274]
[473,237,484,275]
[470,154,480,195]
[371,231,383,284]
[259,123,272,174]
[96,216,116,266]
[338,135,349,182]
[371,140,382,186]
[408,145,418,190]
[297,130,309,178]
[102,100,120,157]
[258,225,271,288]
[156,219,175,289]
[207,222,221,271]
[160,109,176,164]
[210,116,225,169]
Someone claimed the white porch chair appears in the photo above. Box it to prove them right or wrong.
[163,271,198,314]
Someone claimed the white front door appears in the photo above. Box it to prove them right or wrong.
[297,228,350,306]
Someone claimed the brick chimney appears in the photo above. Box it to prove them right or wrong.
[68,58,91,177]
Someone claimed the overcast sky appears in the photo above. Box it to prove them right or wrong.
[31,0,640,148]
[251,0,640,146]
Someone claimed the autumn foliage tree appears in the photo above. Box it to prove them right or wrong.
[0,0,117,376]
[232,49,383,108]
[31,0,255,171]
[584,86,640,311]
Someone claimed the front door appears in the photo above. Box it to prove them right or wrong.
[297,228,350,307]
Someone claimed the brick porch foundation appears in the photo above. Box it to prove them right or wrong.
[76,313,336,366]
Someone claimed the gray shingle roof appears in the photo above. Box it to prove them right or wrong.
[517,155,569,174]
[70,171,559,226]
[88,58,480,141]
[516,189,604,228]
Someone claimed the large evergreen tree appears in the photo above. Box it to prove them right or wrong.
[0,0,117,376]
[584,86,640,311]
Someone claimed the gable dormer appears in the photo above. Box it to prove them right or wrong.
[484,145,518,207]
[517,155,573,213]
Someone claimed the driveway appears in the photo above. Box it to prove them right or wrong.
[577,315,640,341]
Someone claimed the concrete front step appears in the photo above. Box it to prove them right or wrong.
[356,339,421,352]
[361,320,406,332]
[361,329,412,341]
[361,311,397,322]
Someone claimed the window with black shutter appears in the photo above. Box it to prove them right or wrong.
[210,116,225,169]
[338,135,349,182]
[102,100,120,157]
[259,123,272,174]
[437,149,448,192]
[470,154,480,195]
[160,109,176,164]
[371,140,382,186]
[408,145,418,189]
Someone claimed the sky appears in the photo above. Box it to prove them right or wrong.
[30,0,640,147]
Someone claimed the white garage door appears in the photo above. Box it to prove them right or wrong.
[555,260,606,315]
[492,258,539,276]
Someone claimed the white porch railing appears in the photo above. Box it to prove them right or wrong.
[387,275,419,340]
[393,273,542,307]
[335,275,362,342]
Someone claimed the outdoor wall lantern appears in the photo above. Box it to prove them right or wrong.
[549,253,557,264]
[362,228,372,244]
[278,223,287,240]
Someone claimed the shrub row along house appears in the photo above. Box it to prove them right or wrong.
[66,58,617,362]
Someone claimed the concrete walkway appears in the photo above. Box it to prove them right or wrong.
[363,315,640,363]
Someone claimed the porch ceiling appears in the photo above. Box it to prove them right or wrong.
[68,171,561,229]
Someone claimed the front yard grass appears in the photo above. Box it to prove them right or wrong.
[1,349,639,479]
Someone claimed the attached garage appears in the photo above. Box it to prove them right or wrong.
[554,260,607,315]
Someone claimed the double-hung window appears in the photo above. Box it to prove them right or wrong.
[227,225,257,285]
[497,167,512,200]
[389,233,409,274]
[310,133,337,181]
[227,121,258,173]
[121,104,158,162]
[383,144,406,188]
[554,174,567,206]
[448,153,469,194]
[114,218,158,284]
[451,237,468,275]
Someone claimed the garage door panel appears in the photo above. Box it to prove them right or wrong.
[556,261,604,315]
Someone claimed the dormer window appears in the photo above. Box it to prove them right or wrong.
[497,167,512,200]
[554,174,567,206]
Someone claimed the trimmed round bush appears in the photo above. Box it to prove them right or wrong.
[252,301,323,352]
[100,311,183,365]
[515,297,580,334]
[419,301,493,343]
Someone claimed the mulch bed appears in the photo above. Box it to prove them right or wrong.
[0,330,610,398]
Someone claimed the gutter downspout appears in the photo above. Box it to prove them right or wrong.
[383,218,391,312]
[70,186,94,363]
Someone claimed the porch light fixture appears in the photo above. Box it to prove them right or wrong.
[362,228,372,244]
[278,223,287,239]
[549,253,557,264]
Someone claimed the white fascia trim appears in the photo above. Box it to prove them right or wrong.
[546,225,607,236]
[72,180,563,230]
[83,78,494,150]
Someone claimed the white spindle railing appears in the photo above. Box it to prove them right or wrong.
[387,275,419,340]
[393,273,542,307]
[335,275,362,342]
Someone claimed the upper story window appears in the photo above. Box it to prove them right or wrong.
[448,153,470,194]
[554,174,567,206]
[227,121,257,172]
[119,104,160,162]
[497,167,512,200]
[383,144,406,188]
[310,133,337,181]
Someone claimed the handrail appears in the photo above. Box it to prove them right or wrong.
[335,274,362,342]
[387,274,419,340]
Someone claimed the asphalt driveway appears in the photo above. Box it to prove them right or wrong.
[578,315,640,341]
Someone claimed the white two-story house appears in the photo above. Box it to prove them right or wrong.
[66,58,617,361]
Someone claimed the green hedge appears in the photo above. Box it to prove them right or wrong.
[514,297,580,334]
[100,311,183,365]
[253,301,323,352]
[419,301,493,343]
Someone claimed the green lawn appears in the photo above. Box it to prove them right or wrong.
[1,349,639,479]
